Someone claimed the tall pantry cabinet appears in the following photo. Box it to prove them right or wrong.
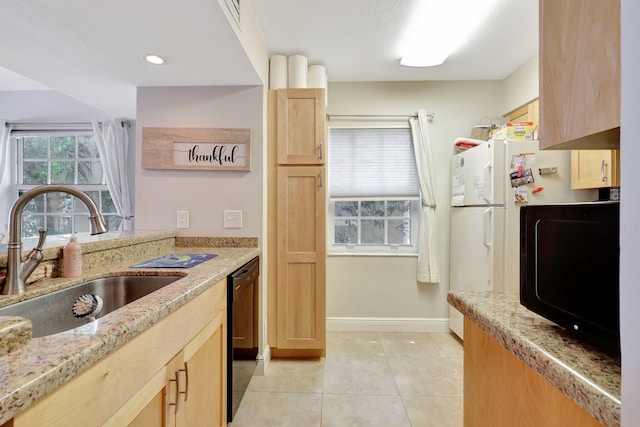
[268,88,327,357]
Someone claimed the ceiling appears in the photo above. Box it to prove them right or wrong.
[0,0,538,119]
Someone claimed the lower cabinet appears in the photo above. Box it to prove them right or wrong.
[13,279,227,427]
[127,311,226,427]
[464,319,604,427]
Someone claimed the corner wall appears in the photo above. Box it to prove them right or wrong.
[500,54,539,115]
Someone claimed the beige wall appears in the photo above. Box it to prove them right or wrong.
[501,53,539,115]
[135,85,263,238]
[326,81,503,330]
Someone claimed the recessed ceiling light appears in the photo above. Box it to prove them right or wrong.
[144,54,165,65]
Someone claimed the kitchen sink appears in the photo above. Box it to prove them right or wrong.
[0,275,183,337]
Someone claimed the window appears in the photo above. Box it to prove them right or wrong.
[15,130,121,238]
[328,127,421,254]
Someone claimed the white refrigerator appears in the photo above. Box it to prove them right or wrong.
[448,139,597,339]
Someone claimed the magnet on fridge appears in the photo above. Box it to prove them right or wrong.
[514,188,529,204]
[510,168,534,187]
[538,167,558,175]
[532,187,544,194]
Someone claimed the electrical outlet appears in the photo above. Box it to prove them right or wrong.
[177,211,190,229]
[224,210,243,228]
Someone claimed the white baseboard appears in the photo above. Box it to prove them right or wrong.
[326,317,450,333]
[254,345,270,376]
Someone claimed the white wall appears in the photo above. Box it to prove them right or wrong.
[620,1,639,425]
[0,90,114,231]
[501,54,539,115]
[135,85,263,238]
[325,81,503,330]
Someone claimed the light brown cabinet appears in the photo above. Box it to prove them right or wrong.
[464,319,604,427]
[571,149,621,189]
[539,0,620,150]
[268,88,326,357]
[276,88,326,165]
[506,99,539,129]
[13,280,227,427]
[117,287,227,427]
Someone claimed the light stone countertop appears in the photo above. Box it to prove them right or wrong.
[0,236,259,424]
[448,290,621,427]
[0,317,31,357]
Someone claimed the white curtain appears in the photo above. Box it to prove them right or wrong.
[0,121,13,185]
[409,110,440,283]
[92,119,133,231]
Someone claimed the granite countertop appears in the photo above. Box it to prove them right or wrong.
[0,317,31,357]
[448,290,621,427]
[0,236,259,424]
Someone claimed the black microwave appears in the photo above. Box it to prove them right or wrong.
[520,202,620,356]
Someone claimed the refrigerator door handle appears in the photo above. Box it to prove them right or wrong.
[483,162,492,204]
[483,208,493,247]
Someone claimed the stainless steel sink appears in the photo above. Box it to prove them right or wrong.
[0,275,182,337]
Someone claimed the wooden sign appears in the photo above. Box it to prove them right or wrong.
[142,127,251,171]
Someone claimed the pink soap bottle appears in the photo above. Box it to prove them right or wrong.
[63,234,82,278]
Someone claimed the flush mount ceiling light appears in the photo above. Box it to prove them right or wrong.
[144,54,165,65]
[399,0,502,67]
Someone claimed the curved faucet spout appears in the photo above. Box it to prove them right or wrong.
[2,185,108,295]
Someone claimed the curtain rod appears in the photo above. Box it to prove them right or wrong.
[9,122,92,128]
[326,113,434,120]
[6,120,131,129]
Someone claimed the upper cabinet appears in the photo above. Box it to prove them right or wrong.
[506,100,539,129]
[276,89,326,165]
[571,149,620,189]
[539,0,621,150]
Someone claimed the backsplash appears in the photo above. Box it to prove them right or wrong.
[0,232,259,290]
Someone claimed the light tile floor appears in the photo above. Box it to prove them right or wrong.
[229,331,463,427]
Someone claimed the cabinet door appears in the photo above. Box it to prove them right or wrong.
[506,100,539,129]
[539,0,620,149]
[571,150,620,189]
[276,166,326,350]
[464,319,604,426]
[183,310,227,427]
[276,89,326,165]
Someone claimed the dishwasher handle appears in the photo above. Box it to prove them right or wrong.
[232,257,259,280]
[231,257,259,299]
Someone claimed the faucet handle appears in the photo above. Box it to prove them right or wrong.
[19,229,47,283]
[35,229,47,251]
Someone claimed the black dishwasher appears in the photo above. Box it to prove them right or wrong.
[227,256,259,421]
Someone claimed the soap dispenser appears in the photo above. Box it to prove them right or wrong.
[63,234,82,278]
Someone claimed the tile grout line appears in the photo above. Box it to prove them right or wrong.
[378,332,415,427]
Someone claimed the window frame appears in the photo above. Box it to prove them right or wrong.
[327,121,421,256]
[13,129,120,238]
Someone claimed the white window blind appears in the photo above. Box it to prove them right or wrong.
[329,128,419,198]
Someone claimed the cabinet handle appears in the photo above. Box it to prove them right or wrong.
[318,141,324,161]
[601,160,607,182]
[180,362,189,402]
[318,171,323,188]
[169,371,181,414]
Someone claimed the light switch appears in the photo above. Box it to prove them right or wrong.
[224,210,243,228]
[177,211,190,229]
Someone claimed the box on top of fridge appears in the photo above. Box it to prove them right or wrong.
[491,122,535,141]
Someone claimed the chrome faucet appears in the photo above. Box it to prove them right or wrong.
[2,185,108,295]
